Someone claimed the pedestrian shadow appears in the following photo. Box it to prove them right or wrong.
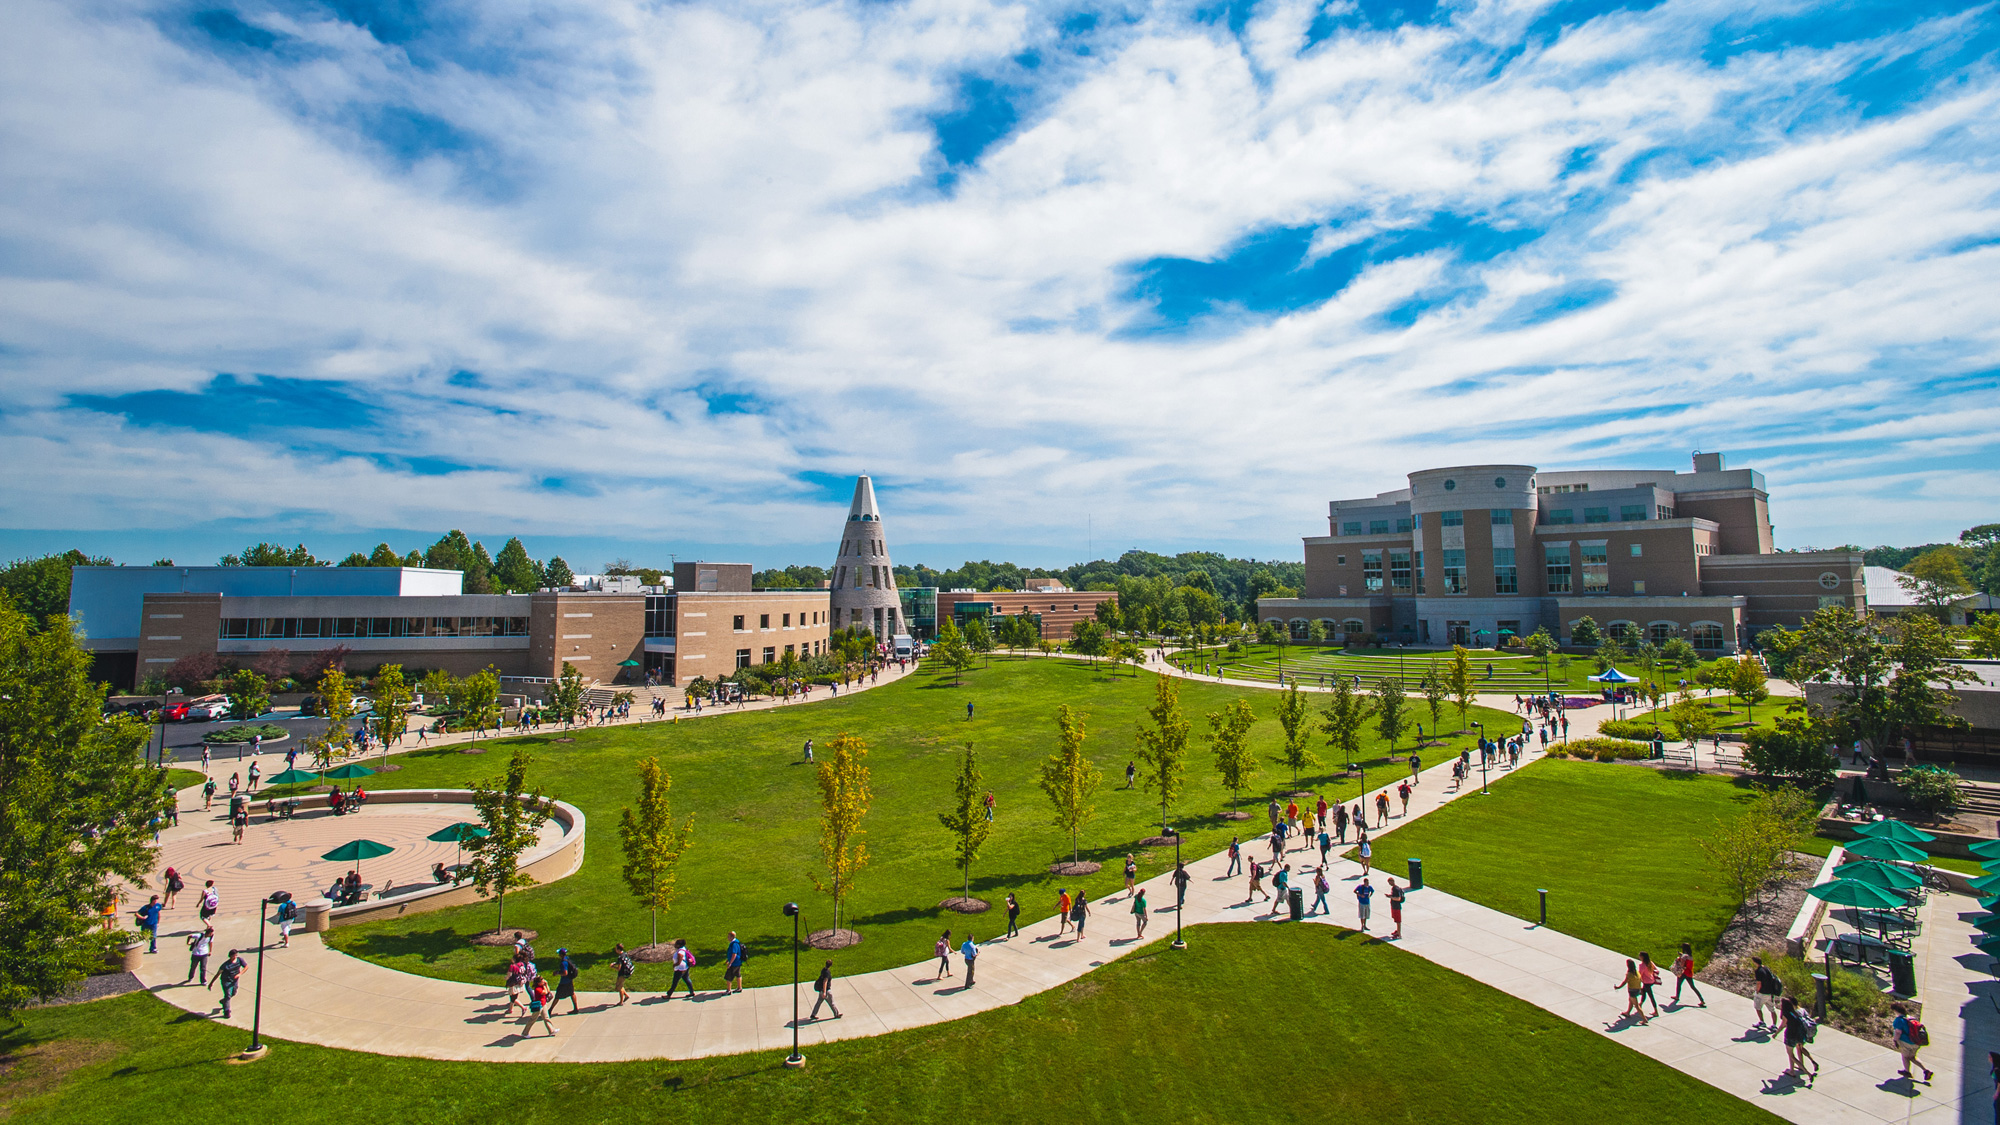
[1874,1076,1925,1099]
[1732,1027,1775,1044]
[1602,1011,1651,1033]
[1758,1071,1811,1094]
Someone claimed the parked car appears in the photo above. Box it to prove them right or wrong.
[350,696,374,714]
[188,700,232,720]
[160,701,192,722]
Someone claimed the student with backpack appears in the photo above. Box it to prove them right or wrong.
[1890,1002,1932,1083]
[522,976,557,1036]
[612,943,634,1005]
[1779,995,1818,1076]
[1750,956,1782,1028]
[724,931,746,993]
[934,930,954,978]
[1225,837,1242,877]
[274,895,298,947]
[809,960,841,1020]
[553,949,580,1014]
[666,939,696,998]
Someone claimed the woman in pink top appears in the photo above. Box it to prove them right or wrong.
[1637,952,1663,1018]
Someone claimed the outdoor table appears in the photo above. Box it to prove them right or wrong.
[1833,931,1891,966]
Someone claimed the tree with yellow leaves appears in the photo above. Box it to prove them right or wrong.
[1039,704,1101,864]
[813,733,872,937]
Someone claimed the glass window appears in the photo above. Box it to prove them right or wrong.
[1658,505,1676,520]
[1336,555,1346,566]
[1649,623,1672,646]
[1545,509,1574,525]
[430,616,457,636]
[1491,509,1512,525]
[1545,544,1571,593]
[1389,549,1412,591]
[733,615,745,631]
[1493,548,1517,594]
[1630,543,1643,557]
[736,649,751,669]
[1441,510,1463,527]
[1584,506,1609,523]
[762,646,776,663]
[1442,549,1467,594]
[1620,504,1646,522]
[782,613,791,627]
[759,614,771,629]
[1414,551,1425,594]
[371,617,394,637]
[1691,624,1724,651]
[1369,519,1389,535]
[1363,551,1384,592]
[1412,513,1423,529]
[1395,517,1411,533]
[1342,521,1362,536]
[1632,580,1646,594]
[221,618,249,638]
[1581,543,1610,592]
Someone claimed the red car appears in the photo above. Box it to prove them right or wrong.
[160,701,192,722]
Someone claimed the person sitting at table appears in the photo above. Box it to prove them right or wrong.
[351,787,367,810]
[328,786,345,815]
[432,862,450,883]
[325,876,345,902]
[343,870,361,902]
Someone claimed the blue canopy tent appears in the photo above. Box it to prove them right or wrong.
[1587,668,1637,683]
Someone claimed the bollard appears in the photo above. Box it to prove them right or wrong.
[1537,888,1548,927]
[1810,973,1829,1020]
[1408,857,1424,891]
[1287,886,1305,922]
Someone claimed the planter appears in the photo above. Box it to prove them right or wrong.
[104,941,146,973]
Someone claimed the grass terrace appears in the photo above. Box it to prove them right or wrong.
[1172,643,1732,696]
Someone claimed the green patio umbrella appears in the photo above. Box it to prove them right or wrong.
[1833,861,1923,891]
[265,768,320,786]
[1971,838,2000,860]
[1806,879,1905,909]
[1971,872,2000,896]
[1979,935,2000,959]
[1973,914,2000,935]
[1841,836,1929,864]
[324,762,375,780]
[1853,820,1938,845]
[425,821,489,874]
[618,659,642,667]
[321,838,395,893]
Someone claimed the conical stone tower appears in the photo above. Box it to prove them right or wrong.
[828,475,904,639]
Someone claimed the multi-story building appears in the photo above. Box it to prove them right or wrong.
[935,579,1118,640]
[72,560,830,690]
[1258,453,1863,653]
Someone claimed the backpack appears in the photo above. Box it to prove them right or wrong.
[616,954,634,976]
[1909,1020,1929,1047]
[1799,1013,1818,1043]
[684,948,697,968]
[277,900,298,922]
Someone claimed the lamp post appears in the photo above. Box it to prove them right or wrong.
[783,902,804,1068]
[1472,721,1491,796]
[242,891,283,1061]
[1167,828,1186,950]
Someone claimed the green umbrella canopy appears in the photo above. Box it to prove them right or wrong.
[1853,820,1938,845]
[265,768,320,785]
[1806,878,1906,909]
[618,659,642,667]
[1833,861,1923,890]
[1973,915,2000,935]
[1970,872,2000,895]
[1841,837,1929,864]
[321,839,395,863]
[323,763,375,780]
[425,822,490,843]
[1971,839,2000,860]
[1979,935,2000,959]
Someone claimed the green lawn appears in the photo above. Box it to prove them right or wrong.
[327,657,1516,990]
[1367,758,1760,964]
[1619,700,1785,738]
[1176,643,1728,696]
[3,924,1777,1125]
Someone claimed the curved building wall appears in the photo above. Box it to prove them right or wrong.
[827,475,904,639]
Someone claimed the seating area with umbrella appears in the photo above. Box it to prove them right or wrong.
[1813,821,1943,973]
[322,839,396,903]
[425,821,488,880]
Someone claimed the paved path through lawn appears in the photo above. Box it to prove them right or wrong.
[132,685,1973,1123]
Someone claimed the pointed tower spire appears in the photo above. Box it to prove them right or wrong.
[828,474,903,640]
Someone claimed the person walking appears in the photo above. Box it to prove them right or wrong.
[202,776,216,810]
[983,791,995,821]
[612,943,634,1005]
[184,926,213,984]
[1353,878,1375,932]
[1396,780,1411,817]
[522,976,558,1037]
[1334,803,1349,844]
[1056,889,1072,937]
[724,931,746,993]
[1123,854,1138,899]
[1751,956,1782,1028]
[666,939,696,998]
[809,960,841,1020]
[1225,836,1242,877]
[1357,832,1372,876]
[966,701,974,721]
[505,954,529,1016]
[211,948,247,1018]
[163,866,183,909]
[1271,865,1291,915]
[1316,827,1331,865]
[960,934,978,987]
[1246,859,1268,904]
[1310,867,1330,916]
[199,881,219,923]
[1269,820,1286,862]
[1266,797,1281,835]
[1669,942,1705,1007]
[1126,762,1137,789]
[274,895,298,947]
[1131,888,1148,938]
[554,949,580,1014]
[1779,996,1818,1077]
[1387,877,1405,939]
[1374,791,1390,827]
[1408,752,1421,784]
[802,738,814,763]
[247,761,260,792]
[934,930,954,978]
[1636,952,1662,1018]
[1004,893,1021,938]
[1070,891,1090,939]
[1890,1003,1932,1083]
[135,895,163,953]
[1615,959,1650,1024]
[1171,863,1190,912]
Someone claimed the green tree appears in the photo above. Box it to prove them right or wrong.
[1133,675,1191,833]
[1205,699,1259,809]
[368,543,403,567]
[1660,636,1699,669]
[1897,548,1973,619]
[1968,613,2000,659]
[931,619,975,685]
[1420,664,1448,738]
[936,743,992,904]
[371,664,412,748]
[964,617,995,668]
[1742,709,1838,789]
[1699,787,1815,910]
[547,662,585,724]
[1374,677,1408,754]
[418,668,457,716]
[1883,615,1977,745]
[1522,627,1557,691]
[0,550,112,625]
[458,667,502,736]
[542,556,575,589]
[1667,692,1716,747]
[1896,764,1966,820]
[1593,633,1627,674]
[309,669,355,769]
[1038,705,1100,863]
[493,537,545,593]
[1094,598,1123,632]
[0,601,165,1013]
[220,543,324,567]
[1068,619,1108,663]
[1570,615,1603,648]
[464,745,555,931]
[813,733,873,934]
[1319,676,1374,776]
[224,668,270,721]
[1275,683,1319,785]
[1722,654,1769,724]
[618,757,695,949]
[1770,606,1973,751]
[1446,645,1474,732]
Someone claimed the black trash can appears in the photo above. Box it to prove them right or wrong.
[1408,857,1424,891]
[1889,949,1916,995]
[1287,886,1304,922]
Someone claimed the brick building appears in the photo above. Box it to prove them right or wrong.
[1259,453,1863,653]
[935,578,1119,641]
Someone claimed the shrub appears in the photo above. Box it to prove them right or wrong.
[1742,710,1837,790]
[165,651,223,692]
[1896,763,1966,819]
[1599,719,1661,741]
[1547,737,1652,761]
[204,723,288,744]
[1761,947,1887,1019]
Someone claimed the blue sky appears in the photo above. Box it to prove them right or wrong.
[1,0,1997,572]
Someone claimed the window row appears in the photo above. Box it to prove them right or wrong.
[220,616,530,640]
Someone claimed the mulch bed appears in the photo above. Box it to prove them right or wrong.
[939,897,990,914]
[1217,810,1252,820]
[469,928,538,947]
[632,942,675,963]
[1047,860,1102,876]
[1137,836,1178,847]
[806,928,862,950]
[27,971,143,1008]
[459,748,487,755]
[375,763,402,773]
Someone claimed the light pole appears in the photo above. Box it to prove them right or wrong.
[242,891,282,1061]
[1472,721,1491,796]
[1167,828,1186,950]
[783,902,804,1068]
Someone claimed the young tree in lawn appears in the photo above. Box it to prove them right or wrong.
[964,616,995,668]
[618,756,695,950]
[547,661,585,725]
[936,743,992,906]
[1068,619,1108,664]
[1446,645,1475,733]
[464,744,555,931]
[932,619,976,685]
[1522,627,1558,692]
[457,667,502,737]
[1722,654,1770,725]
[813,733,873,935]
[0,601,167,1013]
[1274,683,1320,785]
[1319,675,1375,776]
[310,669,355,769]
[1660,637,1699,669]
[1420,664,1448,739]
[1569,615,1603,648]
[224,668,270,721]
[1039,705,1101,864]
[1374,677,1408,756]
[1206,698,1259,810]
[370,664,412,749]
[1133,675,1190,833]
